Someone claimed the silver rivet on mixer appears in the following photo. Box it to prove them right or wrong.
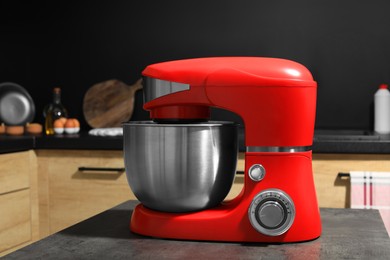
[249,164,266,181]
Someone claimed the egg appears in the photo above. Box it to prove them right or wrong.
[59,117,67,125]
[73,118,80,128]
[54,118,66,134]
[73,118,80,133]
[64,118,75,128]
[6,125,24,135]
[26,123,43,135]
[0,124,5,134]
[54,117,66,128]
[64,118,80,134]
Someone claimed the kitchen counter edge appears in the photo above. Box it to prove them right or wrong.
[2,131,390,154]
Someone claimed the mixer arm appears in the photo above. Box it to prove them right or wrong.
[205,67,316,147]
[142,57,316,147]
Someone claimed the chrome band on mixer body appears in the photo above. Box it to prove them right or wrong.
[246,146,312,153]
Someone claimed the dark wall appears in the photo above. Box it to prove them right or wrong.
[1,0,390,130]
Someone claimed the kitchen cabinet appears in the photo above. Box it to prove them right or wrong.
[3,135,390,256]
[33,151,390,231]
[0,150,39,256]
[312,153,390,208]
[36,150,136,236]
[234,153,390,209]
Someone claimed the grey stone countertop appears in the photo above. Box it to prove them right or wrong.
[4,201,390,260]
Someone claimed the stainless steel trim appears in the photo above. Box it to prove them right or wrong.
[123,120,236,127]
[144,77,190,103]
[246,146,312,153]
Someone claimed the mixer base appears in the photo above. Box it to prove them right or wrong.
[130,200,321,243]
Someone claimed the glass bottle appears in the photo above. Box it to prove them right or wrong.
[44,88,68,135]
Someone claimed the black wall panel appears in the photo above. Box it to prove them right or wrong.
[1,0,389,130]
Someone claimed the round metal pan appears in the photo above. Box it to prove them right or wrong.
[0,82,35,125]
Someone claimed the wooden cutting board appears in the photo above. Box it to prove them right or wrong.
[83,79,142,128]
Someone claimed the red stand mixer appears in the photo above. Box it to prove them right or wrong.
[123,57,321,242]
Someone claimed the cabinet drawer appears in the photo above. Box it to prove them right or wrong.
[0,151,30,194]
[0,189,31,252]
[36,150,135,234]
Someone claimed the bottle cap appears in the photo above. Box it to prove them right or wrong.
[379,84,388,89]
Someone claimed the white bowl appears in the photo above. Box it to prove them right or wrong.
[54,127,64,134]
[65,127,80,134]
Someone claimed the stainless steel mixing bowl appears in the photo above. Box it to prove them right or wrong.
[123,121,238,212]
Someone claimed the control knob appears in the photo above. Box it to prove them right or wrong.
[248,189,295,236]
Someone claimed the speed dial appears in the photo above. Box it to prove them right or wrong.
[248,189,295,236]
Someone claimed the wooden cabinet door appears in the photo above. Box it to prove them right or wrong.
[37,150,135,234]
[0,150,38,255]
[313,153,390,208]
[0,151,30,194]
[0,190,31,253]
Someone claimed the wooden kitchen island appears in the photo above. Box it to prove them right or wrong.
[3,200,389,259]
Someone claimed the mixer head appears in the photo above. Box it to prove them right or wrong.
[141,57,317,147]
